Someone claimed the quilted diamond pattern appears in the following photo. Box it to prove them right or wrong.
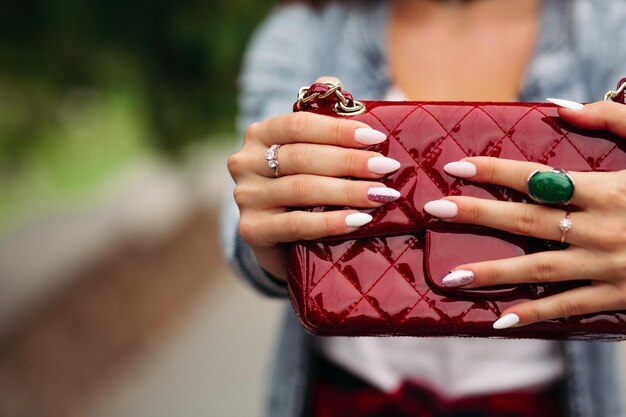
[287,101,626,340]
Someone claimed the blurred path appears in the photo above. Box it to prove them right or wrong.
[90,250,283,417]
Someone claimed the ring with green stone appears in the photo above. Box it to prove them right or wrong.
[527,169,575,205]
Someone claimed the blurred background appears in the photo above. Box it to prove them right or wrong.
[0,1,285,416]
[2,2,626,417]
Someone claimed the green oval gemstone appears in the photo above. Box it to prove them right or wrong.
[528,171,574,204]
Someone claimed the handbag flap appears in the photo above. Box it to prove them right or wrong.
[423,229,526,299]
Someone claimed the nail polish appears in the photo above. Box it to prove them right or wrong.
[493,313,520,330]
[444,161,477,179]
[442,270,475,287]
[355,128,387,145]
[368,157,401,175]
[546,98,584,111]
[345,213,373,227]
[423,200,458,219]
[367,187,401,203]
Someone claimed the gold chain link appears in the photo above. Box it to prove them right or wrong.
[604,80,626,101]
[296,82,366,116]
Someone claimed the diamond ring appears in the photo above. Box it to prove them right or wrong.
[265,144,282,177]
[559,212,572,243]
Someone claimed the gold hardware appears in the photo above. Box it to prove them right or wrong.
[604,80,626,101]
[296,82,366,116]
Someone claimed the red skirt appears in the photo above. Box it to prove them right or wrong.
[311,354,566,417]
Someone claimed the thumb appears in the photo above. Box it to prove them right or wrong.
[555,100,626,139]
[314,75,342,85]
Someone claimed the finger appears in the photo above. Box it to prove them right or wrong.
[493,282,624,328]
[243,209,373,246]
[554,100,626,139]
[444,156,595,207]
[425,197,587,244]
[247,111,387,148]
[315,75,341,84]
[253,143,397,179]
[255,175,397,209]
[446,247,601,289]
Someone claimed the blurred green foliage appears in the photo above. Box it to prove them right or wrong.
[0,0,275,229]
[0,0,275,156]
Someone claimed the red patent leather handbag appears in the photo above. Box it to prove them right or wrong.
[287,79,626,340]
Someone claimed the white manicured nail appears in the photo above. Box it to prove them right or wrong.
[546,98,584,110]
[493,313,520,330]
[423,200,458,219]
[368,157,401,174]
[355,128,387,145]
[442,270,475,287]
[345,213,373,227]
[444,161,477,179]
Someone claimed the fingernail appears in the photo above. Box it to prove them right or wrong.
[442,270,475,287]
[345,213,373,227]
[367,187,401,203]
[368,157,401,174]
[423,200,458,219]
[493,313,520,330]
[444,161,477,179]
[546,98,584,111]
[355,128,387,145]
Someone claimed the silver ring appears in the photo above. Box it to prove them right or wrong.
[559,212,572,243]
[265,144,282,177]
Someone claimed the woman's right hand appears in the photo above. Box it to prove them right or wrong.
[227,84,400,280]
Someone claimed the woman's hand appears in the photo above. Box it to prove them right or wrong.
[228,78,399,280]
[423,100,626,329]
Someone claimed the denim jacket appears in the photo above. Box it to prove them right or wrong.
[222,1,626,415]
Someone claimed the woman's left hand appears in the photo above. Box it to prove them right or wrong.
[423,100,626,329]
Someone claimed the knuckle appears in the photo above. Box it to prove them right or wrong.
[483,161,498,184]
[512,206,537,235]
[286,113,310,137]
[525,308,543,324]
[345,182,363,204]
[286,214,305,238]
[605,253,626,277]
[291,176,313,200]
[529,261,554,283]
[323,214,339,235]
[227,152,247,177]
[330,120,346,146]
[238,217,258,245]
[464,200,481,224]
[479,263,498,287]
[232,185,245,206]
[233,183,254,207]
[559,299,583,318]
[244,122,261,142]
[342,150,361,175]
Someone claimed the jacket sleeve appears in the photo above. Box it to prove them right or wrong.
[572,0,626,99]
[221,4,323,297]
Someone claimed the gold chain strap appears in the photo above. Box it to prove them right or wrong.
[296,82,366,116]
[604,79,626,101]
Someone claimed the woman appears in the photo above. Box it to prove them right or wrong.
[224,0,626,416]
